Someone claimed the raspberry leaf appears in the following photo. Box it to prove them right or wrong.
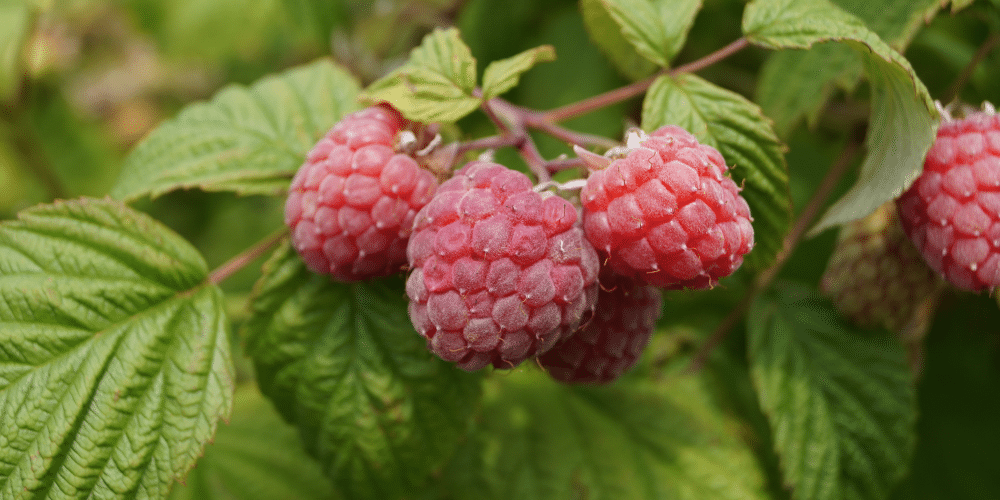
[442,371,770,500]
[481,45,556,100]
[741,0,939,235]
[582,0,702,68]
[0,198,235,500]
[580,0,659,80]
[167,384,337,500]
[641,73,791,270]
[755,0,954,137]
[748,284,916,500]
[361,27,482,123]
[243,242,483,500]
[0,1,31,100]
[112,59,361,201]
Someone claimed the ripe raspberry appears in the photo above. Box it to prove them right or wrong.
[406,161,600,371]
[537,268,662,384]
[285,105,438,282]
[581,126,754,289]
[821,202,940,332]
[896,110,1000,292]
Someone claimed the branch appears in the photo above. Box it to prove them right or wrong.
[539,37,749,124]
[208,228,289,285]
[944,32,1000,104]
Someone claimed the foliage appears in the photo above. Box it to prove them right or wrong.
[2,0,999,499]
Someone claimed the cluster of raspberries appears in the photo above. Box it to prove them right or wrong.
[286,105,755,383]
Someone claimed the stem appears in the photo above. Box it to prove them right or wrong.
[540,37,749,123]
[686,131,863,372]
[944,32,1000,103]
[455,134,524,156]
[208,228,288,285]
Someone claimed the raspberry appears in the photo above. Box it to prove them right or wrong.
[896,110,1000,292]
[285,105,438,282]
[581,126,754,289]
[537,268,662,384]
[406,161,600,370]
[821,202,940,332]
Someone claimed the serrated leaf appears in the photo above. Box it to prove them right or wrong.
[587,0,702,68]
[481,45,556,100]
[111,59,361,201]
[0,0,31,100]
[167,384,339,500]
[360,27,481,123]
[243,242,482,500]
[743,0,939,234]
[447,370,769,500]
[580,0,659,80]
[0,198,234,500]
[756,45,863,136]
[642,73,791,270]
[748,284,916,500]
[755,0,944,136]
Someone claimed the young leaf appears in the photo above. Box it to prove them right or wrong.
[585,0,702,68]
[447,370,770,500]
[481,45,556,100]
[167,384,338,500]
[742,0,939,234]
[360,27,482,123]
[642,73,791,270]
[754,0,945,136]
[0,198,234,500]
[580,0,659,80]
[748,284,916,500]
[0,1,31,100]
[243,243,482,500]
[111,59,361,201]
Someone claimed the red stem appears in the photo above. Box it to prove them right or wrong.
[540,37,749,124]
[208,229,289,285]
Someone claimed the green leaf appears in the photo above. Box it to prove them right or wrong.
[167,384,339,500]
[447,370,769,500]
[360,27,482,123]
[0,198,234,500]
[481,45,556,100]
[586,0,702,68]
[754,0,944,136]
[742,0,939,234]
[580,0,659,80]
[748,284,916,500]
[111,59,361,201]
[755,44,862,136]
[243,242,482,500]
[0,0,30,100]
[642,73,791,270]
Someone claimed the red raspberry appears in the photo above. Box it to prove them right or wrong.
[285,105,438,282]
[406,161,600,371]
[896,110,1000,292]
[537,268,662,384]
[581,126,754,289]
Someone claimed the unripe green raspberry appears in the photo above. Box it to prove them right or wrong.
[821,202,940,332]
